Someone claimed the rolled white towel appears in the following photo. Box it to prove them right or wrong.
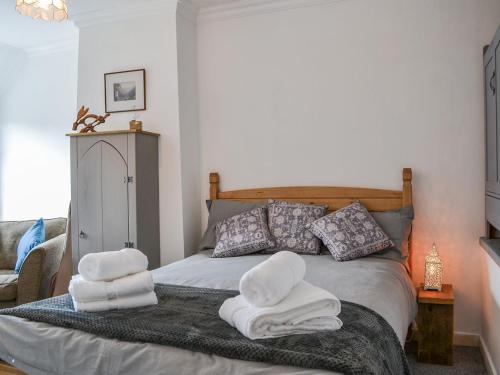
[239,251,306,307]
[78,248,148,282]
[72,291,158,312]
[220,281,342,340]
[69,271,154,303]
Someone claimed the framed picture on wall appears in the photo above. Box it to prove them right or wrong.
[104,69,146,113]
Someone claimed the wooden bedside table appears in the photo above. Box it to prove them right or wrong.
[416,284,454,365]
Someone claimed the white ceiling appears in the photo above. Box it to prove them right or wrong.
[0,0,77,51]
[0,0,239,52]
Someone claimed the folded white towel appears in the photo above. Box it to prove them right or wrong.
[239,251,306,307]
[219,281,342,340]
[69,271,154,303]
[72,291,158,312]
[78,248,148,282]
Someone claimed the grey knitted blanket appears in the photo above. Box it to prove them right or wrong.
[0,284,410,375]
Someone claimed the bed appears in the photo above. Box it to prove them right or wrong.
[0,169,417,375]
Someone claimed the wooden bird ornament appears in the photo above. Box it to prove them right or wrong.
[72,106,110,133]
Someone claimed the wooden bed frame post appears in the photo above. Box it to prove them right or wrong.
[402,168,413,276]
[402,168,412,207]
[209,173,220,200]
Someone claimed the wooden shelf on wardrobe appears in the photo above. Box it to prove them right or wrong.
[66,129,160,137]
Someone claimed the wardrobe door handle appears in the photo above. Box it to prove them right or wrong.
[490,72,496,95]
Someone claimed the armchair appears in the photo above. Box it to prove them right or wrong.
[0,218,67,308]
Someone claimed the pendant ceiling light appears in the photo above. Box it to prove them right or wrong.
[16,0,68,22]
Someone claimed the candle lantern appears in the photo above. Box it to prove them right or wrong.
[424,243,443,291]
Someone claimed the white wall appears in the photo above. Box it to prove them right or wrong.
[0,43,27,218]
[177,6,202,258]
[197,0,500,335]
[76,1,201,264]
[481,250,500,373]
[0,47,78,221]
[0,43,27,97]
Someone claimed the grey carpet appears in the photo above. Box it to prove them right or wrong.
[405,343,487,375]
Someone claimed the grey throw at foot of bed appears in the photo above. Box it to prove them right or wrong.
[0,284,410,375]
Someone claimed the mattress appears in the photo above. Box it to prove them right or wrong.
[0,252,417,375]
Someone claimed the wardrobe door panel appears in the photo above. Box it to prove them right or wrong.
[130,134,161,269]
[99,134,128,162]
[101,140,129,251]
[486,56,497,193]
[77,142,103,258]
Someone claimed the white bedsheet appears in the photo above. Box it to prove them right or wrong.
[0,252,417,375]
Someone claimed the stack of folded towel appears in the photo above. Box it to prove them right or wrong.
[219,251,343,340]
[69,248,158,312]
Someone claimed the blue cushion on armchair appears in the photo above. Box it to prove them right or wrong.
[14,218,45,272]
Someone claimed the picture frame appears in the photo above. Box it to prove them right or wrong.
[104,69,146,113]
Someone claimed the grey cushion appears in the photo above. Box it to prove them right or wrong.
[370,206,414,261]
[266,200,327,255]
[0,218,67,270]
[199,200,263,251]
[308,202,393,261]
[212,207,275,258]
[0,272,18,302]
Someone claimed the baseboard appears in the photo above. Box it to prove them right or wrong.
[480,336,498,375]
[453,332,480,347]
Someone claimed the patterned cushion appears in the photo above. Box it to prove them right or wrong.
[267,200,327,255]
[307,202,393,261]
[212,207,275,258]
[199,200,263,251]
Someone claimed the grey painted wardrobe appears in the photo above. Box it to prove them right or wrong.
[68,130,160,272]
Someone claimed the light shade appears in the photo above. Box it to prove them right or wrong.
[16,0,68,22]
[424,243,443,291]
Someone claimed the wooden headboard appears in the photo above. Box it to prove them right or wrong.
[208,168,413,273]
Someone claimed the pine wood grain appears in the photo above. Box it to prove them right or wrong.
[418,284,454,305]
[217,197,404,212]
